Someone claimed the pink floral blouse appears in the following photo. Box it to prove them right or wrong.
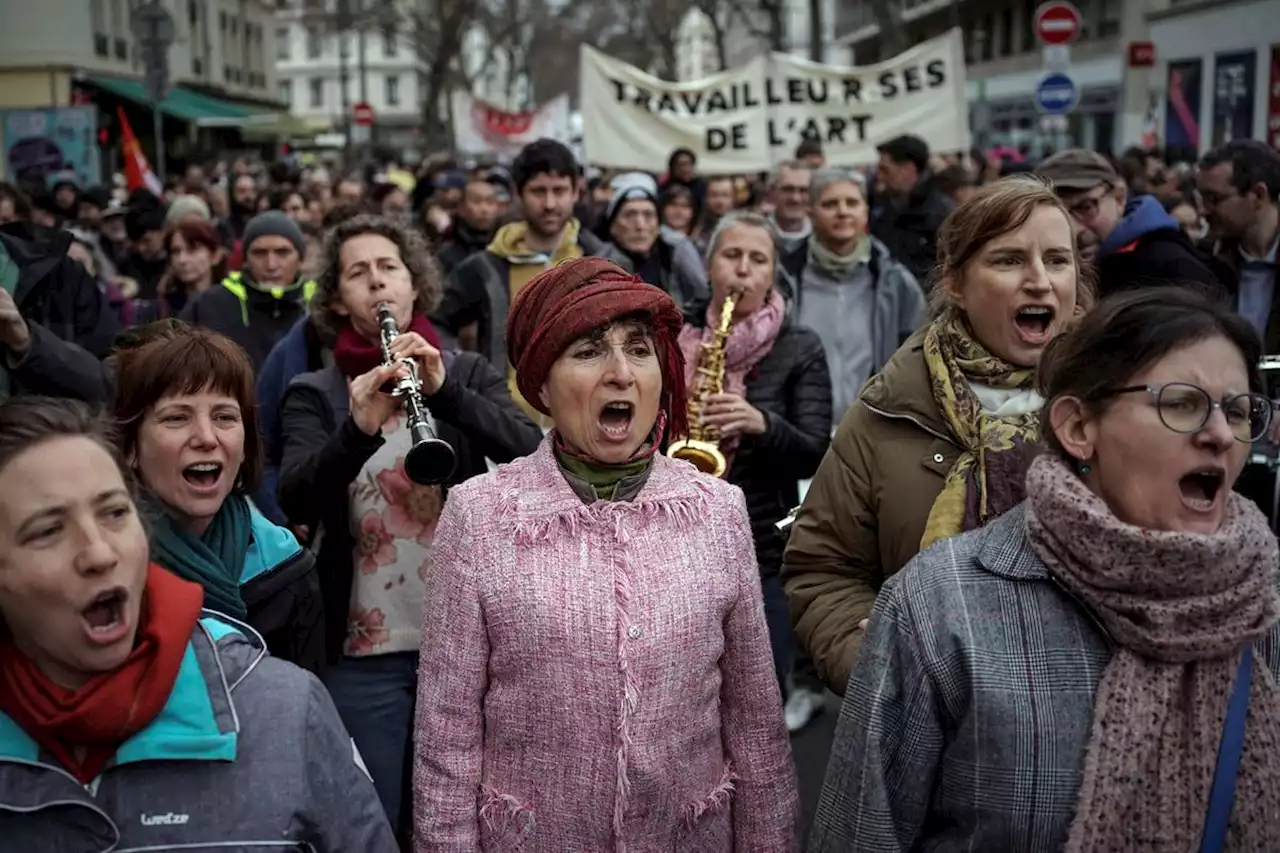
[346,412,445,656]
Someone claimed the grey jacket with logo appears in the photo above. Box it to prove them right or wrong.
[0,614,398,852]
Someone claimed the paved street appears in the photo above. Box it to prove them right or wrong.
[789,691,841,841]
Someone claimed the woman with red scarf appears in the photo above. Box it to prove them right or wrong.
[0,396,396,851]
[412,257,799,852]
[277,215,541,840]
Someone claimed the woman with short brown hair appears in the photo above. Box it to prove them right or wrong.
[0,395,397,851]
[113,323,325,672]
[784,176,1093,693]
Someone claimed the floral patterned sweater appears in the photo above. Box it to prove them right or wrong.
[346,412,444,656]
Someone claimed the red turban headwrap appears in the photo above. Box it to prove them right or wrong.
[506,257,688,441]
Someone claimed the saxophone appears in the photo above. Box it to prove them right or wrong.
[667,289,741,477]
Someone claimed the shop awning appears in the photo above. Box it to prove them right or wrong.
[236,111,316,141]
[84,75,253,127]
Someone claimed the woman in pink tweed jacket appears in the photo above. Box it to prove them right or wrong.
[412,258,800,852]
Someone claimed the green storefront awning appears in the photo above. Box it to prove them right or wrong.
[85,75,252,126]
[237,111,316,141]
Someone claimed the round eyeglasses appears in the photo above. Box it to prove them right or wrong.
[1109,383,1274,443]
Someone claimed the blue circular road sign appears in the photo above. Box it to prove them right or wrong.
[1035,72,1080,115]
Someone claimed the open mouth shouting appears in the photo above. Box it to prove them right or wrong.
[597,401,635,442]
[1178,466,1226,515]
[182,462,224,493]
[1013,305,1057,346]
[81,586,131,647]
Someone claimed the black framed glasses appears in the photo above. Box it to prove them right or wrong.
[1109,383,1273,443]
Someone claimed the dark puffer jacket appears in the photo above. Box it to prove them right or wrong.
[685,311,833,575]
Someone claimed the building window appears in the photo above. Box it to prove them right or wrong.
[384,32,397,57]
[189,0,198,25]
[999,7,1014,57]
[280,79,293,104]
[193,56,203,75]
[1020,0,1036,54]
[309,77,324,108]
[95,34,109,56]
[386,74,400,105]
[111,0,124,35]
[115,37,128,60]
[220,10,227,30]
[276,26,290,60]
[307,27,322,59]
[1097,0,1121,38]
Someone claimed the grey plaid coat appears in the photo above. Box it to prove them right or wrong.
[808,505,1280,853]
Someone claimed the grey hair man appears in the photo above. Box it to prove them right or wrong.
[768,160,813,254]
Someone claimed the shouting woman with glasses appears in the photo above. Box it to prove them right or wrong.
[810,286,1280,852]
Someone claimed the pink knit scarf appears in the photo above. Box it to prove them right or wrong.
[1024,453,1280,852]
[677,289,785,459]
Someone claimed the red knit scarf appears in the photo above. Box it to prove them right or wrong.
[0,564,204,783]
[332,314,444,379]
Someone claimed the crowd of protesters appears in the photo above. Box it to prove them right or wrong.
[0,129,1277,852]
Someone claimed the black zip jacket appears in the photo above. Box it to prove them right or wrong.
[179,274,310,372]
[278,349,542,663]
[685,312,833,575]
[0,222,119,404]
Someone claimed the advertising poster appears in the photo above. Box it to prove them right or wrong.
[1212,50,1256,145]
[1165,59,1203,154]
[0,106,100,187]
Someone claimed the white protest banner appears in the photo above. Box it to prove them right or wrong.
[580,51,771,173]
[451,91,571,159]
[580,29,969,173]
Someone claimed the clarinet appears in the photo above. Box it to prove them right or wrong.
[377,302,458,486]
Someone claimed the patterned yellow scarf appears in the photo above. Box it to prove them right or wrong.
[920,315,1040,549]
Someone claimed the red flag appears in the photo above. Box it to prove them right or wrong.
[117,107,162,196]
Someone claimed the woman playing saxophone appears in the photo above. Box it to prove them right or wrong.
[676,211,833,697]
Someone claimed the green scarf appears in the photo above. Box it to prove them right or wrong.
[0,242,19,400]
[149,493,253,619]
[557,452,650,501]
[808,235,872,278]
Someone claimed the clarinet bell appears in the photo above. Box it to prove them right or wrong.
[404,436,457,486]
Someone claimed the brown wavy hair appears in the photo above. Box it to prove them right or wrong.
[310,213,443,343]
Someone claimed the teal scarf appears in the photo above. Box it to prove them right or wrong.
[149,493,252,619]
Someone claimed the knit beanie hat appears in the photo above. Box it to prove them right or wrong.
[242,210,305,256]
[606,172,659,227]
[506,257,687,439]
[165,194,212,226]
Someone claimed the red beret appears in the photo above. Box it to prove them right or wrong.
[506,257,688,440]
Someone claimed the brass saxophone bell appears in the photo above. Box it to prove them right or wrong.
[667,438,727,478]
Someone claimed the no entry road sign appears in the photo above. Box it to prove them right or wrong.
[1035,1,1082,46]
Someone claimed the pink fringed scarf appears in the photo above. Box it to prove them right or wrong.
[1025,453,1280,852]
[677,289,785,461]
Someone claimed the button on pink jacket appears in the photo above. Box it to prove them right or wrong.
[412,438,800,852]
